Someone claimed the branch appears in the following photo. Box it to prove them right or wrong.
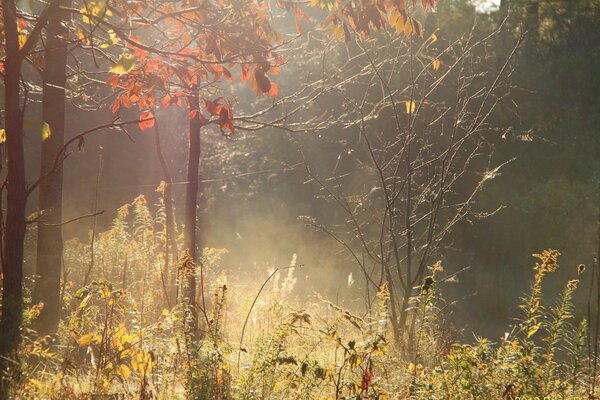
[42,210,104,226]
[27,117,152,195]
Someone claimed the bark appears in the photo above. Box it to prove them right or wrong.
[384,266,401,344]
[499,0,509,17]
[182,90,202,333]
[33,0,70,335]
[0,0,27,390]
[525,0,540,42]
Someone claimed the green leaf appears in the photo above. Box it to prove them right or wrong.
[110,54,136,75]
[41,122,51,141]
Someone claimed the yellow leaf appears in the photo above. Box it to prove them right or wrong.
[390,9,405,34]
[132,350,153,375]
[75,26,90,45]
[19,34,27,49]
[0,129,6,143]
[432,58,441,72]
[117,364,131,380]
[527,323,541,338]
[80,1,112,24]
[100,29,119,49]
[430,33,437,43]
[404,19,414,37]
[405,100,416,113]
[349,353,361,367]
[41,122,51,141]
[77,333,101,347]
[109,54,136,75]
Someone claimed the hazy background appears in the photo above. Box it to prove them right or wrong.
[17,0,600,340]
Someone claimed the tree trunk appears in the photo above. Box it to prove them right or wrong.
[33,0,70,335]
[0,0,28,390]
[153,118,179,305]
[499,0,509,17]
[525,0,540,42]
[182,90,201,333]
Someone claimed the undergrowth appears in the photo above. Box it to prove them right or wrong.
[6,195,597,399]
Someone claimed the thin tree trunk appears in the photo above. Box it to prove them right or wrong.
[384,265,401,344]
[499,0,509,18]
[153,118,178,303]
[591,210,600,397]
[0,0,27,390]
[525,0,540,42]
[183,90,201,333]
[33,0,70,335]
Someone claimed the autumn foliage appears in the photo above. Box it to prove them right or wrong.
[93,0,434,132]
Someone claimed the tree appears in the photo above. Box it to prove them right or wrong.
[32,0,71,336]
[0,0,152,388]
[300,12,520,346]
[0,0,433,391]
[0,0,56,390]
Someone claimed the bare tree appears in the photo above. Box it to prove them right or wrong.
[301,22,521,347]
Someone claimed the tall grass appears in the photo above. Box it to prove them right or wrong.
[6,195,597,399]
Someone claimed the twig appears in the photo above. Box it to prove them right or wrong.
[41,210,104,226]
[83,147,104,286]
[237,264,304,368]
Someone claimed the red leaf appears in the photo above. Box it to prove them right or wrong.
[106,75,119,89]
[240,65,250,83]
[223,68,233,81]
[343,23,352,47]
[269,82,278,97]
[255,70,272,93]
[111,99,121,114]
[138,111,155,131]
[360,370,374,392]
[295,8,304,34]
[218,104,235,133]
[219,107,231,123]
[204,98,219,115]
[221,121,235,134]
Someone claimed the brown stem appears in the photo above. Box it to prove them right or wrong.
[183,89,202,335]
[153,117,178,306]
[82,147,103,286]
[0,0,28,390]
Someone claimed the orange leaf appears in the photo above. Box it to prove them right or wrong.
[240,65,250,83]
[269,82,278,97]
[111,98,121,114]
[413,19,424,37]
[204,98,224,115]
[139,111,155,131]
[343,23,351,47]
[295,8,304,34]
[223,68,233,81]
